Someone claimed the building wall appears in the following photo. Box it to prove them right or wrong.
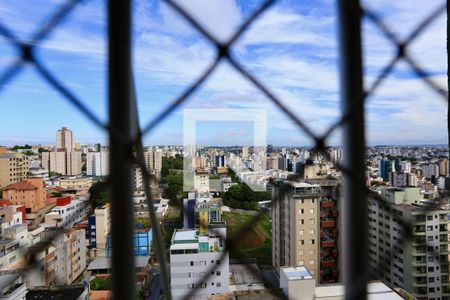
[59,177,92,190]
[368,188,450,300]
[87,151,109,176]
[170,251,229,300]
[95,205,110,255]
[2,179,46,213]
[49,151,66,175]
[272,180,339,283]
[67,152,82,176]
[0,153,29,188]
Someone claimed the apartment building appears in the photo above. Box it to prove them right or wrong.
[0,205,25,232]
[56,127,73,152]
[144,148,162,174]
[53,228,87,285]
[59,176,92,190]
[170,223,229,300]
[42,150,82,176]
[86,151,109,176]
[368,187,450,300]
[44,197,89,228]
[1,178,46,213]
[93,204,110,256]
[0,153,28,188]
[132,166,143,190]
[272,179,340,283]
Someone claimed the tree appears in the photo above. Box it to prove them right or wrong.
[89,181,110,209]
[222,183,270,210]
[49,171,62,177]
[161,155,183,177]
[161,173,183,204]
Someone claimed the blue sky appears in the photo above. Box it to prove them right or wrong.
[0,0,447,146]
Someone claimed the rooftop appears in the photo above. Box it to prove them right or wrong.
[281,266,313,280]
[87,256,149,271]
[3,181,37,191]
[315,281,405,299]
[173,229,197,242]
[285,181,320,188]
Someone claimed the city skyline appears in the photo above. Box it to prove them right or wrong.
[0,0,447,146]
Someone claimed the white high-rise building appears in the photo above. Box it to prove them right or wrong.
[368,187,450,300]
[56,127,73,152]
[170,224,229,300]
[87,151,109,176]
[400,161,412,174]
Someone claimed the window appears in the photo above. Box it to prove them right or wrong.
[190,261,194,266]
[300,209,304,214]
[309,249,315,255]
[300,219,304,225]
[216,260,220,265]
[309,219,315,224]
[299,250,304,256]
[216,271,221,276]
[310,239,315,245]
[217,282,221,287]
[310,199,315,204]
[428,256,434,262]
[309,229,315,235]
[427,216,433,221]
[309,208,314,214]
[429,277,435,283]
[427,226,433,231]
[428,267,434,272]
[298,260,304,266]
[309,259,315,265]
[300,240,304,245]
[299,230,304,235]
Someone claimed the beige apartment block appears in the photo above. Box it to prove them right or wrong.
[0,153,29,188]
[59,176,92,190]
[2,178,46,213]
[272,179,340,284]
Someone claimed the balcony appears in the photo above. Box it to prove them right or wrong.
[332,210,339,217]
[412,237,426,245]
[440,237,450,244]
[322,240,336,248]
[321,260,336,268]
[322,220,335,228]
[412,259,427,267]
[321,201,335,208]
[332,250,338,257]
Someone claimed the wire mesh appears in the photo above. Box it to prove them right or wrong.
[0,0,448,299]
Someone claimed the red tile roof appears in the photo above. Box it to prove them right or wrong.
[3,181,37,191]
